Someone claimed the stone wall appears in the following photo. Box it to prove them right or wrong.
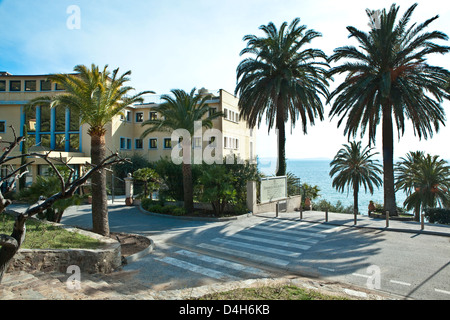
[7,224,122,274]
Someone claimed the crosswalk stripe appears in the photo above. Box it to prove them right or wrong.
[197,243,290,267]
[259,220,340,234]
[175,250,271,278]
[239,228,319,244]
[248,224,326,239]
[155,256,240,280]
[227,233,311,251]
[211,237,301,257]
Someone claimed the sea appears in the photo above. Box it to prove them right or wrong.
[257,158,408,215]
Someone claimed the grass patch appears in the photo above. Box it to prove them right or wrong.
[0,213,103,250]
[195,285,348,300]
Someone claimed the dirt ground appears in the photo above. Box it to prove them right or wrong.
[110,232,151,257]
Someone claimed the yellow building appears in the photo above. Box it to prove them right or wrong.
[0,72,255,187]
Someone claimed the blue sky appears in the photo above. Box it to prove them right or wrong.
[1,0,450,160]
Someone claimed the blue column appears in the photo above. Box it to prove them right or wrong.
[50,108,56,150]
[36,106,41,146]
[65,107,70,151]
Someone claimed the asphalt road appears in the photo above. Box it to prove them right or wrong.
[60,202,450,300]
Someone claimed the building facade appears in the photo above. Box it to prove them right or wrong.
[0,72,255,187]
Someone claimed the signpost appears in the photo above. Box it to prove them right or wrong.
[260,176,287,217]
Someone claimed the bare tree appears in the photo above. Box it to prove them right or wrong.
[0,127,128,283]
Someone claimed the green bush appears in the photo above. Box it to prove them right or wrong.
[172,207,186,216]
[315,199,353,214]
[147,204,163,213]
[141,198,157,210]
[424,208,450,225]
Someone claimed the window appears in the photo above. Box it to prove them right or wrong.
[69,109,80,131]
[0,81,5,91]
[25,106,37,132]
[21,106,81,153]
[149,138,157,149]
[55,106,66,132]
[126,110,131,122]
[209,108,216,117]
[149,112,157,120]
[69,134,79,152]
[40,134,51,149]
[40,80,52,91]
[135,139,143,149]
[223,108,228,119]
[0,121,5,133]
[40,106,51,132]
[25,80,36,91]
[54,134,66,151]
[55,83,65,91]
[135,112,144,123]
[120,137,131,150]
[163,138,171,149]
[10,81,21,91]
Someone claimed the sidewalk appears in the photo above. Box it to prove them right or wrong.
[255,210,450,237]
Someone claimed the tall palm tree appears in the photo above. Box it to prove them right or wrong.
[327,3,450,216]
[330,141,383,224]
[28,64,153,236]
[396,152,450,220]
[140,88,222,214]
[235,17,329,176]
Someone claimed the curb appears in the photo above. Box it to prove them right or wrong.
[137,204,253,222]
[124,236,155,264]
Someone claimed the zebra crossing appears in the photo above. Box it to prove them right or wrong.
[150,219,342,282]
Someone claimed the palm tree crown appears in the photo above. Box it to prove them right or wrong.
[396,152,450,220]
[140,88,222,214]
[140,88,221,137]
[235,17,329,176]
[330,141,383,224]
[27,64,153,236]
[327,3,450,215]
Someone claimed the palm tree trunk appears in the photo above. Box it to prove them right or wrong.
[382,107,397,216]
[182,163,194,214]
[353,186,359,225]
[90,133,109,236]
[414,205,421,222]
[276,100,286,177]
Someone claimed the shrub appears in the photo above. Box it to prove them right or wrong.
[147,204,163,213]
[141,198,158,210]
[315,199,353,214]
[424,208,450,225]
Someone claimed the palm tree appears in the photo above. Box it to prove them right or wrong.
[28,64,153,236]
[395,151,424,221]
[396,152,450,220]
[140,88,222,214]
[235,17,329,176]
[330,141,383,224]
[327,3,450,216]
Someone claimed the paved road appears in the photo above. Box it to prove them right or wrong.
[54,201,450,300]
